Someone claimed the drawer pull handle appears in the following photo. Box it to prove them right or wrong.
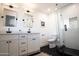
[21,50,26,52]
[21,42,26,44]
[21,36,25,38]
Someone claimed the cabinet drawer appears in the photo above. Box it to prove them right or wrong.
[19,40,27,47]
[19,47,27,55]
[0,35,18,40]
[19,35,27,39]
[28,34,39,39]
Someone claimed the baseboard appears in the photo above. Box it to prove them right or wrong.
[27,50,40,56]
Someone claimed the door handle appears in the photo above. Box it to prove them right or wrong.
[64,25,67,31]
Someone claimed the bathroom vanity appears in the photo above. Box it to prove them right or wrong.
[0,4,40,56]
[0,33,40,56]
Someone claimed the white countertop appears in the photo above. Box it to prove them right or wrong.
[0,33,40,35]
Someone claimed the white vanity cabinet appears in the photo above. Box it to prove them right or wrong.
[18,34,28,55]
[0,33,40,56]
[0,40,8,56]
[0,34,18,56]
[27,33,40,55]
[8,39,18,56]
[18,33,40,55]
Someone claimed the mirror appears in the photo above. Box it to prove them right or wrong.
[25,14,33,28]
[4,8,17,27]
[5,15,16,27]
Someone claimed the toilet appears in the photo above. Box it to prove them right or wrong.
[48,36,57,48]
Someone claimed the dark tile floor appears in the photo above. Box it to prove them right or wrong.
[30,45,70,56]
[40,45,68,56]
[41,45,79,56]
[30,45,79,56]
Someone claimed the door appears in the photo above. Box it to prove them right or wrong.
[28,34,40,54]
[9,39,18,56]
[0,41,9,56]
[64,17,79,50]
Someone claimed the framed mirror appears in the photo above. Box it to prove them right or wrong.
[4,8,17,27]
[5,15,16,27]
[25,14,33,28]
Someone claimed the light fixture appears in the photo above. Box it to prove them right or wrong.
[48,8,50,11]
[47,8,51,12]
[55,3,58,11]
[56,4,58,6]
[4,3,18,8]
[26,10,30,13]
[23,3,36,13]
[9,5,14,8]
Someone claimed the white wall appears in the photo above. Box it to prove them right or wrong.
[33,12,58,47]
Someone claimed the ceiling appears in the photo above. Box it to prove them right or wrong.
[3,3,71,14]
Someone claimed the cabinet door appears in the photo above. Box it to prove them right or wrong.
[28,34,40,54]
[0,41,9,56]
[9,39,18,56]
